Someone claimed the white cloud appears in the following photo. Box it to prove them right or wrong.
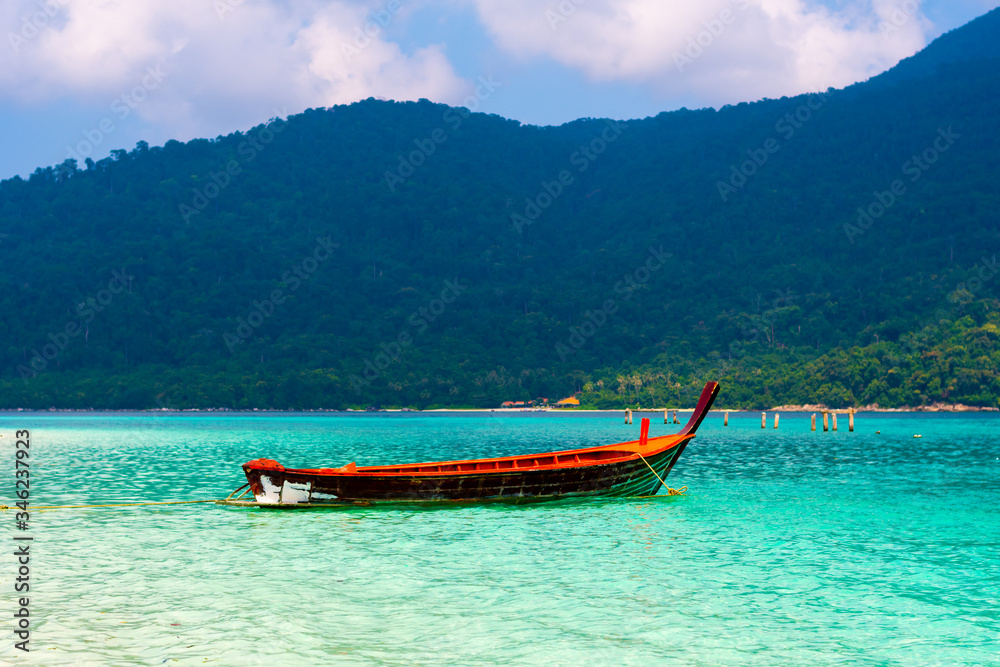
[471,0,932,104]
[0,0,943,151]
[296,11,466,107]
[0,0,468,141]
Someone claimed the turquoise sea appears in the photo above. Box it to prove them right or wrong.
[1,410,998,665]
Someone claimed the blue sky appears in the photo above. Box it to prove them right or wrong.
[1,0,997,180]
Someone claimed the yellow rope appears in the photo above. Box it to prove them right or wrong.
[0,500,217,512]
[635,452,687,496]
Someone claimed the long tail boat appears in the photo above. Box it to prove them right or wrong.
[225,381,719,507]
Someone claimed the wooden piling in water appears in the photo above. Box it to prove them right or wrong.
[664,409,668,424]
[724,411,729,426]
[673,410,679,424]
[811,414,816,431]
[774,413,779,429]
[832,413,838,431]
[849,410,854,432]
[823,412,829,432]
[761,412,766,429]
[625,408,632,425]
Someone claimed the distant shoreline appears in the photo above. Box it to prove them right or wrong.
[765,403,999,413]
[0,405,997,414]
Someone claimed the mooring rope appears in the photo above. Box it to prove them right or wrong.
[635,452,687,496]
[0,499,218,512]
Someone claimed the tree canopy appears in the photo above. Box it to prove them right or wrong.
[2,11,999,410]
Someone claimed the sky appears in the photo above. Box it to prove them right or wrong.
[0,0,997,180]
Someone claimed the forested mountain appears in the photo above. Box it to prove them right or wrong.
[2,9,999,410]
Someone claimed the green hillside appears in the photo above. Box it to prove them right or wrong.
[2,10,999,410]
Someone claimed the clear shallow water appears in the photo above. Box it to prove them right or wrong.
[1,411,998,665]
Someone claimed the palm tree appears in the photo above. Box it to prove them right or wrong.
[644,371,660,407]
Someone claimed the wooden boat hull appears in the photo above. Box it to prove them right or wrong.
[238,382,719,507]
[241,438,690,505]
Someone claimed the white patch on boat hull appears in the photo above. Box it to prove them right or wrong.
[254,475,336,504]
[280,480,312,504]
[256,474,283,503]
